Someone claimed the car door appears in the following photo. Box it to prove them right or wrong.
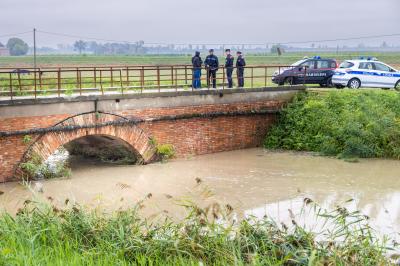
[295,60,316,84]
[358,61,376,87]
[373,62,397,88]
[314,60,333,84]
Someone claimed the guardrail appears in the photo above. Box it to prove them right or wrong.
[0,65,306,100]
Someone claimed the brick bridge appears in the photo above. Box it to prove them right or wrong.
[0,87,304,182]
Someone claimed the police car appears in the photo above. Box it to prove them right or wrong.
[272,56,337,87]
[332,58,400,90]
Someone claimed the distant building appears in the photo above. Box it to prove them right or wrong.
[0,43,10,56]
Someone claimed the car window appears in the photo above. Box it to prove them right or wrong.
[359,62,375,70]
[374,63,391,72]
[291,59,307,66]
[300,60,316,69]
[316,60,330,69]
[339,61,354,68]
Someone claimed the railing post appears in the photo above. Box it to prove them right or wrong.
[264,67,267,87]
[140,66,144,93]
[126,67,129,88]
[94,67,97,89]
[119,69,124,94]
[251,67,254,88]
[39,68,42,92]
[57,68,61,97]
[157,66,161,92]
[33,69,37,98]
[17,70,21,93]
[184,65,188,85]
[100,70,104,95]
[110,67,114,88]
[9,73,13,100]
[222,66,225,90]
[171,66,174,89]
[175,67,178,91]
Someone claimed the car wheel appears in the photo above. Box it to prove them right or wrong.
[284,77,295,85]
[395,80,400,91]
[319,83,327,88]
[348,78,361,89]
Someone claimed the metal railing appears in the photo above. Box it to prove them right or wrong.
[0,65,306,100]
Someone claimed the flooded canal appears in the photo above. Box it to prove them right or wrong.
[1,148,399,241]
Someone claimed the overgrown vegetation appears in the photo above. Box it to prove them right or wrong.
[265,90,400,159]
[149,137,175,160]
[0,196,391,265]
[20,149,71,180]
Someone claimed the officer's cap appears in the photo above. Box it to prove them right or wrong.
[236,51,242,54]
[209,49,214,53]
[225,49,231,52]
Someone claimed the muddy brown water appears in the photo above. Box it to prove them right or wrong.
[1,148,399,242]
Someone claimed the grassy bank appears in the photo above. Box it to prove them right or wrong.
[265,90,400,159]
[0,199,390,265]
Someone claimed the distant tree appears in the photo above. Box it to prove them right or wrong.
[381,41,388,48]
[74,40,87,54]
[6,38,29,56]
[270,44,285,54]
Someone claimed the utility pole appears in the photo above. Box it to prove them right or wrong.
[33,28,37,69]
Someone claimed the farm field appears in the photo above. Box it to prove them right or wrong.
[0,52,400,68]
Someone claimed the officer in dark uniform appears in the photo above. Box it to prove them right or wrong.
[204,49,219,88]
[225,49,234,88]
[191,51,203,89]
[236,51,246,87]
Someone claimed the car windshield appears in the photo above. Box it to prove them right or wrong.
[339,61,354,68]
[291,59,307,66]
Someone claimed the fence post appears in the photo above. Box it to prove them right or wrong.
[175,67,178,91]
[170,66,174,89]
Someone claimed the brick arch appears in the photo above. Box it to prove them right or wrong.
[15,112,157,179]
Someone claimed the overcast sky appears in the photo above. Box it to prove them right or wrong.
[1,0,399,47]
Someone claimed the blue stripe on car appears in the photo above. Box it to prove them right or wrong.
[347,71,400,78]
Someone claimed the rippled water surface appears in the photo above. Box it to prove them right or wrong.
[1,148,399,241]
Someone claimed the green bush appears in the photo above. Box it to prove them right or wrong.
[265,90,400,159]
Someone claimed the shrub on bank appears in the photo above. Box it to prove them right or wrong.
[265,90,400,159]
[0,200,390,265]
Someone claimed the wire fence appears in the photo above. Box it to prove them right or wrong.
[0,65,305,100]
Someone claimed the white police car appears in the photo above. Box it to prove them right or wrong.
[332,58,400,90]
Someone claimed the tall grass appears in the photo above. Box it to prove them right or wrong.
[0,196,391,265]
[265,90,400,159]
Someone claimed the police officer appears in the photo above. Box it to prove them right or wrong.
[225,49,234,88]
[236,51,246,87]
[191,51,203,89]
[204,49,219,88]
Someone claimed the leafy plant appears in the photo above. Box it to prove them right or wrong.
[265,90,400,159]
